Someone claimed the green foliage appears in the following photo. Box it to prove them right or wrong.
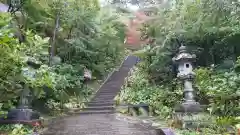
[0,13,56,111]
[118,67,182,118]
[195,62,240,116]
[124,0,240,116]
[0,0,126,115]
[57,5,125,77]
[119,63,240,133]
[119,0,240,132]
[0,124,34,135]
[139,0,240,83]
[0,14,23,102]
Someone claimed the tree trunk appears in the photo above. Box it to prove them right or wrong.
[49,12,60,66]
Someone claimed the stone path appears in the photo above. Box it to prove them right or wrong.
[43,114,157,135]
[42,56,157,135]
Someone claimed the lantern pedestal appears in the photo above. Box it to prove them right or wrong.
[0,108,41,126]
[6,107,40,121]
[175,101,202,113]
[173,109,213,129]
[0,101,41,126]
[173,101,202,128]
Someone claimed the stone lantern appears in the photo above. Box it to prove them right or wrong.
[0,58,41,125]
[172,45,201,113]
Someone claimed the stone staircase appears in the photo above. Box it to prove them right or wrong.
[42,55,174,135]
[79,56,139,114]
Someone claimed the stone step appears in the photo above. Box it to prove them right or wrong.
[94,95,115,98]
[87,102,115,106]
[93,95,115,100]
[93,96,115,100]
[97,89,120,93]
[91,101,114,104]
[94,93,118,96]
[93,98,114,102]
[97,89,121,92]
[94,94,116,97]
[93,97,116,100]
[91,99,115,102]
[105,75,124,81]
[94,94,115,97]
[96,90,120,94]
[104,80,123,84]
[96,90,120,93]
[88,100,115,103]
[98,86,122,91]
[95,92,119,97]
[83,106,114,111]
[78,110,115,115]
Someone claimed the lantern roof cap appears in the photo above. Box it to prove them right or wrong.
[179,45,187,53]
[172,45,196,62]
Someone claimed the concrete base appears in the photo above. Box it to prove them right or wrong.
[0,108,41,126]
[175,101,202,113]
[174,101,205,129]
[7,108,40,120]
[0,119,42,126]
[172,112,213,129]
